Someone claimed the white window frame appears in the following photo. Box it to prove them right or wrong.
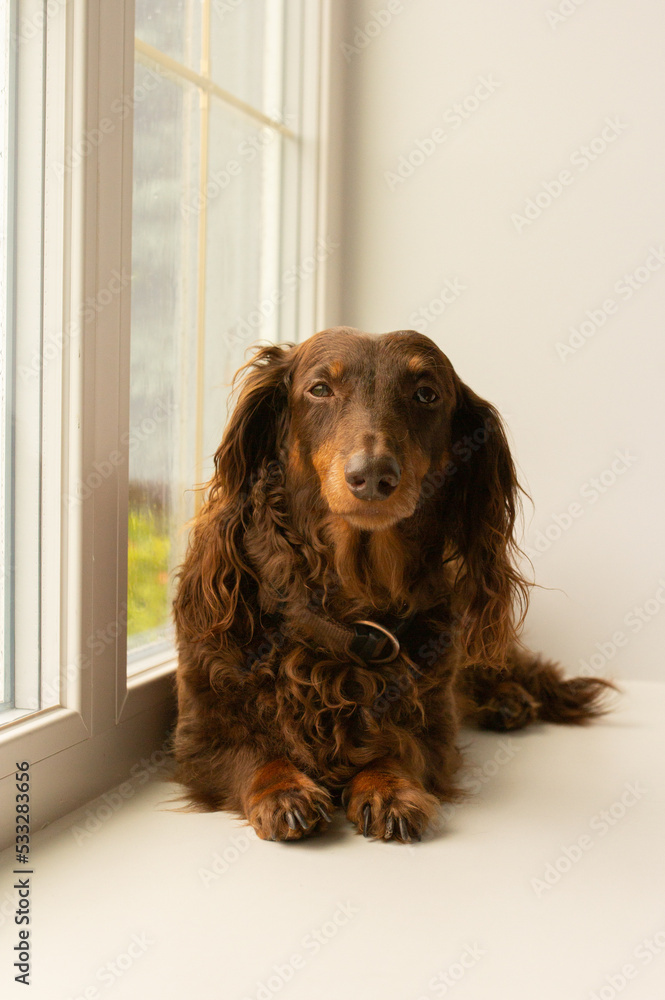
[0,0,337,848]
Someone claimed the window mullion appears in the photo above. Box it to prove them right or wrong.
[41,0,71,716]
[78,0,135,730]
[134,37,295,139]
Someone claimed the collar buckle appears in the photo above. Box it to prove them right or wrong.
[350,620,401,664]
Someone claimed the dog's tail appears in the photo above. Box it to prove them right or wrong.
[455,645,617,732]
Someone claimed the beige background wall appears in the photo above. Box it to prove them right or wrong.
[324,0,665,681]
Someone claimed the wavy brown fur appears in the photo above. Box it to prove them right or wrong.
[172,328,613,842]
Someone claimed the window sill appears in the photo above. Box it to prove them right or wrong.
[0,679,659,997]
[0,663,176,849]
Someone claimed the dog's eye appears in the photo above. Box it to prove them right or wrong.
[413,386,438,404]
[309,383,333,397]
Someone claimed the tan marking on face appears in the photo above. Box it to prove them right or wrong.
[328,361,344,380]
[311,440,340,486]
[321,516,410,610]
[409,446,432,482]
[286,434,306,476]
[407,354,430,374]
[312,440,431,531]
[368,527,408,600]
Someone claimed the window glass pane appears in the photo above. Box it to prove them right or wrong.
[128,65,200,662]
[200,101,283,475]
[129,2,296,674]
[210,0,285,119]
[135,0,202,72]
[2,0,60,720]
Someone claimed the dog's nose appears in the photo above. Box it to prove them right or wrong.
[344,453,401,500]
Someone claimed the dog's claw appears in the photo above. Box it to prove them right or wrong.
[317,804,333,824]
[363,803,372,837]
[292,807,309,830]
[384,815,395,840]
[285,810,297,831]
[398,817,410,842]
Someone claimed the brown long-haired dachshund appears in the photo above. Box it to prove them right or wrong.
[172,327,612,842]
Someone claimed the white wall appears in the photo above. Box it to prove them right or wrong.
[327,0,665,681]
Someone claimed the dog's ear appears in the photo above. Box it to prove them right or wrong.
[443,377,529,667]
[173,343,294,646]
[213,342,294,497]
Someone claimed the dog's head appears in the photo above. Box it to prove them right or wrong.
[286,328,455,530]
[201,327,528,662]
[218,327,520,522]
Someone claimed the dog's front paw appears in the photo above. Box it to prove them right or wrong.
[245,761,333,842]
[344,764,439,843]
